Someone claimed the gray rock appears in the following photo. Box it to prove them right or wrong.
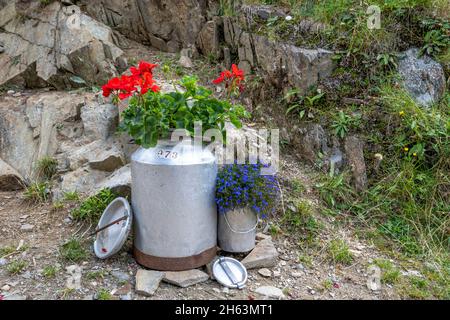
[66,265,83,290]
[1,284,11,291]
[0,159,24,191]
[135,269,164,297]
[163,269,209,288]
[0,2,123,89]
[344,135,367,191]
[178,55,194,69]
[0,258,7,266]
[3,294,27,300]
[258,268,272,277]
[294,124,329,164]
[398,48,446,107]
[80,103,119,142]
[255,286,285,299]
[120,293,133,300]
[20,224,34,232]
[111,270,131,282]
[197,20,221,58]
[88,145,125,172]
[79,0,207,52]
[93,164,131,198]
[241,239,278,269]
[366,265,381,291]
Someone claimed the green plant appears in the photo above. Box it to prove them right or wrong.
[87,270,108,280]
[420,18,450,57]
[60,238,88,262]
[327,239,353,265]
[377,53,398,70]
[119,75,249,148]
[331,111,360,139]
[218,0,239,16]
[71,188,116,223]
[24,182,50,203]
[59,288,75,299]
[285,89,324,119]
[63,191,80,201]
[373,259,401,284]
[7,260,28,274]
[97,288,113,300]
[321,279,333,290]
[36,156,58,180]
[0,246,15,257]
[52,201,64,211]
[42,265,58,278]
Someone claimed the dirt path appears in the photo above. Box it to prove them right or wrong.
[0,154,401,300]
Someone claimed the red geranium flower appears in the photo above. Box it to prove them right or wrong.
[102,61,159,100]
[212,64,245,97]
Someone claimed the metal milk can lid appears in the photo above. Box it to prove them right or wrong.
[212,257,248,289]
[93,197,133,259]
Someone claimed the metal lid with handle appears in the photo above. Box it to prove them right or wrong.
[212,257,248,289]
[93,197,133,259]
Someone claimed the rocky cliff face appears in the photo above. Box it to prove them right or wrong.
[0,1,125,89]
[78,0,217,53]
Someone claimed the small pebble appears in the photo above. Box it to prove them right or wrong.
[258,268,272,278]
[20,224,34,232]
[1,285,11,291]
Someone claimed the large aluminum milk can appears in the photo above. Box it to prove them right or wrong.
[131,140,218,271]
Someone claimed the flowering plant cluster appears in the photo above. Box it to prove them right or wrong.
[102,61,249,148]
[215,163,279,218]
[102,61,159,101]
[213,64,245,97]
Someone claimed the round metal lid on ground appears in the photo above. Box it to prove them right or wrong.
[93,197,132,259]
[212,257,248,289]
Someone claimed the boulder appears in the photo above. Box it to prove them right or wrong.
[294,124,329,164]
[79,0,213,52]
[0,1,124,89]
[80,103,119,141]
[196,19,221,58]
[93,164,131,198]
[0,158,24,190]
[398,48,446,107]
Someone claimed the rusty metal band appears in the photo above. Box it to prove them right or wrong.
[133,246,217,271]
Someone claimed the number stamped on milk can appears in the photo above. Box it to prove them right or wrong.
[157,149,178,159]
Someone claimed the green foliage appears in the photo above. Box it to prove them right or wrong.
[24,182,50,203]
[7,260,28,274]
[420,18,450,57]
[373,259,401,284]
[0,246,15,257]
[97,288,113,300]
[71,188,116,223]
[42,265,58,278]
[86,270,108,280]
[331,111,361,139]
[36,156,58,180]
[63,191,80,201]
[119,76,249,148]
[60,238,88,262]
[327,239,353,265]
[219,0,239,16]
[284,89,324,119]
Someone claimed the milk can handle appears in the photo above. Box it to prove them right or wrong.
[223,213,259,234]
